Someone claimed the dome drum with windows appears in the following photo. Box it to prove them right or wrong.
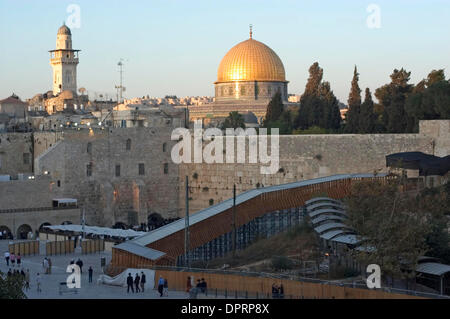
[214,28,288,103]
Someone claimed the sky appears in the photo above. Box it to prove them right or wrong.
[0,0,449,103]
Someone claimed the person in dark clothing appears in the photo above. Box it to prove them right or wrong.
[7,269,12,277]
[76,258,83,274]
[272,283,279,299]
[134,273,140,293]
[88,266,93,283]
[278,284,284,299]
[127,273,134,293]
[140,272,146,292]
[200,278,207,294]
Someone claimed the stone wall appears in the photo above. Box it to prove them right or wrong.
[0,133,33,175]
[177,121,449,214]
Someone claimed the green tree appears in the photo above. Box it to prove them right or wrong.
[358,88,376,133]
[405,69,450,132]
[0,272,26,299]
[375,68,413,133]
[294,62,341,131]
[345,180,429,283]
[263,92,292,134]
[318,81,341,130]
[345,66,362,133]
[264,92,284,124]
[221,111,245,130]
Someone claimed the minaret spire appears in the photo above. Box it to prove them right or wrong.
[249,24,253,39]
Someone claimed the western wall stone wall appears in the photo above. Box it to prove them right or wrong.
[0,133,33,175]
[178,131,438,215]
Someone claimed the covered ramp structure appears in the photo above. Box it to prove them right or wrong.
[110,174,390,270]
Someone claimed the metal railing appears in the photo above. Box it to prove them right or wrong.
[0,206,79,214]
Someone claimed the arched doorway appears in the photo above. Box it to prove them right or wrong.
[0,225,12,239]
[39,222,51,232]
[17,224,32,240]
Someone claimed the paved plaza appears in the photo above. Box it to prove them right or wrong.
[0,240,188,299]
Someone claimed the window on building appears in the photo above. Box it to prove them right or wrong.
[86,163,92,177]
[57,180,61,187]
[23,153,30,165]
[87,142,92,154]
[163,143,167,152]
[163,163,168,174]
[126,139,131,151]
[115,164,121,177]
[138,163,145,176]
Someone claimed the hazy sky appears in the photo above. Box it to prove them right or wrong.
[1,0,449,103]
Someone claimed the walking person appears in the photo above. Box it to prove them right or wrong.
[157,276,164,297]
[36,273,42,293]
[186,276,192,292]
[10,252,15,267]
[140,272,146,292]
[88,266,93,283]
[16,253,21,268]
[134,273,140,293]
[126,273,134,293]
[42,258,49,274]
[4,251,10,266]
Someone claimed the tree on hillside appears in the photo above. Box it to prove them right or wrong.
[345,66,362,133]
[405,69,450,132]
[358,88,376,133]
[264,92,284,124]
[375,68,413,133]
[0,272,26,299]
[294,62,341,131]
[318,81,341,131]
[221,111,245,130]
[263,92,292,134]
[345,179,450,286]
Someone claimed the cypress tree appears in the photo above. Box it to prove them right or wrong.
[264,92,284,124]
[359,88,376,133]
[345,66,362,133]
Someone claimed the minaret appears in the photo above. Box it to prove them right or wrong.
[49,23,80,95]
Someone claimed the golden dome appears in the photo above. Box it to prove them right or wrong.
[216,38,286,83]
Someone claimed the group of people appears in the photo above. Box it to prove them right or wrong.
[0,230,13,240]
[126,272,147,293]
[6,268,31,291]
[4,251,22,267]
[186,277,208,295]
[271,283,284,299]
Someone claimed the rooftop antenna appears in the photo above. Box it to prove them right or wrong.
[115,58,126,104]
[249,24,253,39]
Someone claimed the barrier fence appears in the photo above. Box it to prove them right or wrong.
[8,240,40,256]
[45,240,75,256]
[81,239,105,254]
[149,266,449,299]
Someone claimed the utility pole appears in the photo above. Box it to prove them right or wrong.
[232,184,236,258]
[184,176,190,268]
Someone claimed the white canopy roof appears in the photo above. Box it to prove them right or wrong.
[44,225,146,238]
